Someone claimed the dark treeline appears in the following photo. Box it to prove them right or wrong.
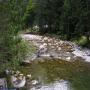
[23,0,90,44]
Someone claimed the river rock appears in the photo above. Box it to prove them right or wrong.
[11,75,26,88]
[21,34,90,62]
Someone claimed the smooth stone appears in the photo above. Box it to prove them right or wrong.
[31,80,39,85]
[66,57,71,61]
[11,75,26,88]
[27,74,32,78]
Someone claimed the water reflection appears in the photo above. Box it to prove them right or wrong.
[20,59,90,90]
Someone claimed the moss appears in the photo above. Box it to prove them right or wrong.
[74,36,88,46]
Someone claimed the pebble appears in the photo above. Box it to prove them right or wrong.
[66,57,71,61]
[27,74,32,78]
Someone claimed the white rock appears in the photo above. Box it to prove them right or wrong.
[39,45,44,49]
[19,74,23,76]
[43,43,47,46]
[58,47,62,51]
[54,40,57,43]
[31,80,38,85]
[40,54,51,58]
[56,43,59,45]
[39,43,47,49]
[60,41,63,45]
[48,39,52,42]
[43,37,48,41]
[11,75,26,88]
[27,74,31,78]
[66,57,71,61]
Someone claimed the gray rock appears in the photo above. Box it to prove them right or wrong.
[0,78,7,89]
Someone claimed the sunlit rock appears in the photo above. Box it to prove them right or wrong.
[43,43,48,46]
[19,74,23,76]
[22,60,31,65]
[39,54,51,58]
[56,42,59,45]
[31,80,39,85]
[38,43,48,55]
[11,75,26,88]
[60,41,64,45]
[48,38,52,43]
[27,74,32,78]
[43,37,48,42]
[58,47,62,51]
[39,43,47,50]
[66,57,71,61]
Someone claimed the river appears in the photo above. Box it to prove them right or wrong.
[20,34,90,90]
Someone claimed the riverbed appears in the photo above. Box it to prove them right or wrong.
[21,34,90,62]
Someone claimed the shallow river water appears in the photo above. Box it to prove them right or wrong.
[20,59,90,90]
[20,34,90,90]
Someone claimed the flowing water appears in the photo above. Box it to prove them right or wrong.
[30,80,70,90]
[20,59,90,90]
[20,34,90,90]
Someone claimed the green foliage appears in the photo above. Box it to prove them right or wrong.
[77,36,87,44]
[18,40,37,60]
[0,0,29,73]
[23,0,36,28]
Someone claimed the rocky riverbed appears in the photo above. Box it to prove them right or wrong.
[21,34,90,62]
